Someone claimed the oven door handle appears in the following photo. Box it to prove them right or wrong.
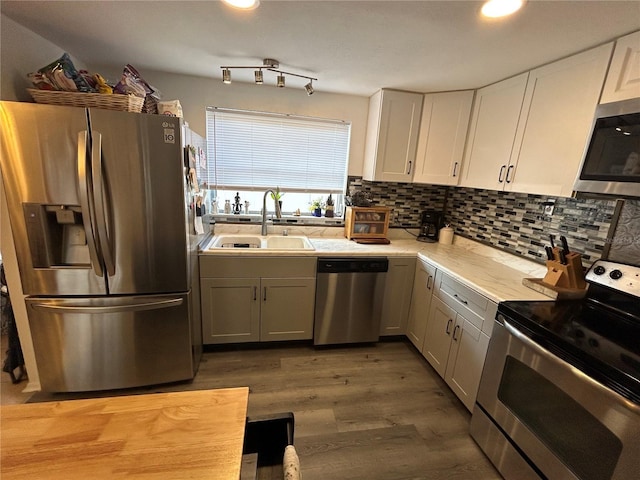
[503,320,640,413]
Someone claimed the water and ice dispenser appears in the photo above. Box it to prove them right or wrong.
[23,203,90,268]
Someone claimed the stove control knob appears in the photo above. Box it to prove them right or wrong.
[593,265,606,275]
[609,269,623,280]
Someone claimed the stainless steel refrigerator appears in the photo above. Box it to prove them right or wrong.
[0,101,203,392]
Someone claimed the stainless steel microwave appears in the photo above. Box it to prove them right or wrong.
[574,97,640,198]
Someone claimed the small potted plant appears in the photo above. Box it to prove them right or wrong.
[270,187,284,218]
[324,194,335,217]
[309,198,323,217]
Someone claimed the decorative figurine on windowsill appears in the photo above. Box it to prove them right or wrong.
[233,192,241,214]
[325,194,335,217]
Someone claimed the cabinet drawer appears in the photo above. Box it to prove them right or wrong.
[200,256,316,278]
[434,271,489,330]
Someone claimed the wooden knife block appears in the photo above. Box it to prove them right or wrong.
[542,249,586,290]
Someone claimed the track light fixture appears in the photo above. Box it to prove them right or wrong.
[304,80,314,96]
[220,58,317,94]
[222,68,231,84]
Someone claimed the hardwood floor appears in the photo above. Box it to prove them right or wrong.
[2,338,500,479]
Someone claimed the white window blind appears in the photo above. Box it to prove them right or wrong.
[206,107,350,193]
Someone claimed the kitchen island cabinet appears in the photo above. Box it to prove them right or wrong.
[413,90,474,186]
[363,89,423,182]
[461,43,612,197]
[200,256,316,344]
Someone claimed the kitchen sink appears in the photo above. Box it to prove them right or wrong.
[263,236,314,250]
[207,234,314,251]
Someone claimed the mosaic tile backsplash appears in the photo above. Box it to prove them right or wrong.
[608,200,640,265]
[347,177,639,267]
[347,177,448,227]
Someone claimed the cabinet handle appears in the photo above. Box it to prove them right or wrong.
[446,318,453,335]
[263,287,267,302]
[453,294,468,305]
[505,165,515,183]
[253,286,257,301]
[453,324,460,341]
[407,160,412,175]
[452,162,458,177]
[426,275,433,290]
[498,165,506,183]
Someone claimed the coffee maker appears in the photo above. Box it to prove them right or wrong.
[417,210,443,243]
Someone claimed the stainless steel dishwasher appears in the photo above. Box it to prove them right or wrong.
[314,257,388,345]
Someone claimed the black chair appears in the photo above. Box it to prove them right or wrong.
[243,411,295,468]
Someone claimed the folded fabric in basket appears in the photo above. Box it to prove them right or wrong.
[283,445,301,480]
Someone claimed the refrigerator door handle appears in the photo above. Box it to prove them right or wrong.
[77,130,103,277]
[90,131,115,276]
[30,298,184,314]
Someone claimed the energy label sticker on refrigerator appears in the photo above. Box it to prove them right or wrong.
[164,128,176,144]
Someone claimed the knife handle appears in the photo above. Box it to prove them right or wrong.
[545,246,554,261]
[559,250,567,265]
[560,235,570,254]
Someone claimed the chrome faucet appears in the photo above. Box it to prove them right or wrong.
[261,189,282,235]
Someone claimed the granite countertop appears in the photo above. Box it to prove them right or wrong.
[201,225,549,304]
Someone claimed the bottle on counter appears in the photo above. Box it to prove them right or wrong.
[224,199,231,214]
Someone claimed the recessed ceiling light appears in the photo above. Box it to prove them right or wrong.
[221,0,260,10]
[481,0,525,18]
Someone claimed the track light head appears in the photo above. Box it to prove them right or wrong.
[305,81,314,96]
[222,68,232,84]
[277,74,285,88]
[254,70,264,84]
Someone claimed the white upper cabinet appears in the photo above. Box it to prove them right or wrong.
[413,90,474,186]
[461,43,613,197]
[459,73,529,191]
[363,89,423,182]
[507,43,613,197]
[601,30,640,104]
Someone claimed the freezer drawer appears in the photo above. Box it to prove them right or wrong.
[26,293,194,392]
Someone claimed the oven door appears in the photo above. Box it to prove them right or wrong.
[472,315,640,480]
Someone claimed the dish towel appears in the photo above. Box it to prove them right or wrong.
[283,445,301,480]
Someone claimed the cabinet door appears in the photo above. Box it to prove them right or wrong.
[601,31,640,104]
[422,296,456,378]
[201,278,260,344]
[444,316,490,412]
[413,90,474,186]
[406,259,436,347]
[380,258,416,336]
[460,73,529,191]
[260,277,315,341]
[507,43,613,197]
[363,89,424,182]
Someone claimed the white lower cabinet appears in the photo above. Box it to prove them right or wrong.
[199,257,316,344]
[380,257,417,336]
[260,277,316,341]
[406,258,437,348]
[420,270,497,412]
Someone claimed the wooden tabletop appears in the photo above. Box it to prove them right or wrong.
[0,387,249,480]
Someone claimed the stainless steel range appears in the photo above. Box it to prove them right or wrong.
[470,260,640,480]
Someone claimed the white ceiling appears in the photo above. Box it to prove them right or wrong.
[2,0,640,97]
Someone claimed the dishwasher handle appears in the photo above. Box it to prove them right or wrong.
[317,257,388,273]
